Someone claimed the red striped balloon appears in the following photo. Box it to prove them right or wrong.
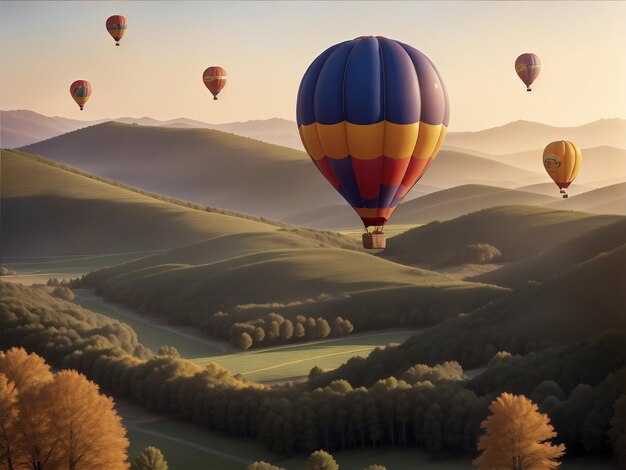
[515,53,541,91]
[70,80,92,111]
[106,15,127,46]
[203,66,227,100]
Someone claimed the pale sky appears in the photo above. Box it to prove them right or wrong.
[1,1,625,131]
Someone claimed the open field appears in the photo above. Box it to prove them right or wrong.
[199,329,420,383]
[72,290,228,357]
[127,429,243,470]
[1,251,157,285]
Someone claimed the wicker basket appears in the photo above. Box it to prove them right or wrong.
[362,231,386,249]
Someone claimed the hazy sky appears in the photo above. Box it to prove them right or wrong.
[1,1,625,131]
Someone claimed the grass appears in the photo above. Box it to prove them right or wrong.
[127,429,242,470]
[72,292,223,358]
[1,149,357,258]
[199,330,420,382]
[19,121,343,221]
[138,418,277,464]
[382,205,621,266]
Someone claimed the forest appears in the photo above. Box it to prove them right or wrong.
[1,281,623,466]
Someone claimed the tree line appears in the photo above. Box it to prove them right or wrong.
[1,281,623,464]
[225,313,353,350]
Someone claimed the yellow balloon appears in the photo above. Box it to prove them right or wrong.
[542,140,582,198]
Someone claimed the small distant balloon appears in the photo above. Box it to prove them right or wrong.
[70,80,92,111]
[515,53,541,91]
[542,140,582,198]
[106,15,127,46]
[203,67,227,100]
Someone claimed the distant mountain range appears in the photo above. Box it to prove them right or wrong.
[1,109,303,150]
[4,110,626,154]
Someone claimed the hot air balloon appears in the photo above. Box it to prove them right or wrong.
[203,67,227,100]
[106,15,127,46]
[515,53,541,91]
[296,36,449,249]
[543,140,582,198]
[70,80,92,111]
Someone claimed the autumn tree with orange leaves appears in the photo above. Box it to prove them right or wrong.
[474,392,566,470]
[0,348,129,470]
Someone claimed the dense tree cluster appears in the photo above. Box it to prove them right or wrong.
[0,282,151,361]
[77,267,501,348]
[1,281,623,462]
[0,348,129,470]
[226,313,354,349]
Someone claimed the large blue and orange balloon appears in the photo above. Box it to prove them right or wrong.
[296,36,449,238]
[70,80,92,111]
[515,53,541,91]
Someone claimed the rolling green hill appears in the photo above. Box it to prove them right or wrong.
[286,184,557,229]
[471,218,626,287]
[386,184,557,225]
[0,149,356,257]
[21,123,554,224]
[546,182,626,215]
[312,243,626,388]
[21,122,341,221]
[381,205,621,267]
[83,243,506,334]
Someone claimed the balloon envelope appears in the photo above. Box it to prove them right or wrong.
[296,36,449,228]
[70,80,92,110]
[543,140,582,192]
[515,53,541,91]
[106,15,127,45]
[203,67,227,99]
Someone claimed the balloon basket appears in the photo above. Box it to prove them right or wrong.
[115,43,120,46]
[562,194,568,199]
[213,96,218,100]
[527,88,532,92]
[362,231,386,249]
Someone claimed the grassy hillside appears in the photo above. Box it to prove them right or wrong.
[312,243,626,388]
[443,118,626,154]
[381,205,621,267]
[471,218,626,287]
[415,149,543,188]
[21,122,342,221]
[286,183,555,229]
[385,184,557,225]
[545,182,626,215]
[86,247,453,314]
[81,235,507,336]
[1,149,356,257]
